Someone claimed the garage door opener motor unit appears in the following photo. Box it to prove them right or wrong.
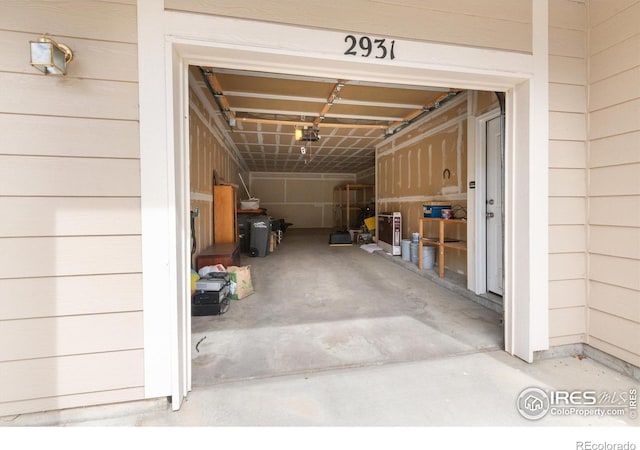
[192,272,230,316]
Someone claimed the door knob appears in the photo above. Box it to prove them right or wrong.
[486,212,494,218]
[487,199,495,205]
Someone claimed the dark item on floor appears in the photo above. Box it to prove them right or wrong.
[329,231,353,246]
[191,284,230,316]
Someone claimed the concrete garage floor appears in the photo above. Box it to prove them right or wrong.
[191,228,503,387]
[4,229,639,433]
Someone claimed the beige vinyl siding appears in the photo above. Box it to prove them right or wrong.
[587,0,640,367]
[547,0,588,346]
[0,1,142,416]
[165,0,533,53]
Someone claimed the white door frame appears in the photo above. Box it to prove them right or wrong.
[138,1,549,406]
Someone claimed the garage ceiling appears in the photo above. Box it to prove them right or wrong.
[190,66,462,174]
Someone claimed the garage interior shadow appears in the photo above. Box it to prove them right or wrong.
[191,228,503,387]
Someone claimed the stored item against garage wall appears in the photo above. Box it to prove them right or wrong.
[422,246,435,269]
[249,216,271,257]
[192,272,231,316]
[239,173,260,210]
[377,212,402,255]
[401,239,411,261]
[423,202,452,218]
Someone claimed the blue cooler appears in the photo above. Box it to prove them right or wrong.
[423,204,451,218]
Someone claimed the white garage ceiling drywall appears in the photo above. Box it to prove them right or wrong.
[190,65,462,174]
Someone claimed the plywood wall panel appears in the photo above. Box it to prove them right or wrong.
[0,114,139,159]
[589,164,640,196]
[0,197,141,237]
[190,199,213,256]
[0,1,137,43]
[549,307,586,337]
[590,131,640,168]
[0,349,143,404]
[0,312,143,361]
[0,156,140,197]
[589,254,640,291]
[0,73,138,121]
[0,274,142,321]
[589,281,640,323]
[589,196,640,227]
[166,0,532,53]
[0,236,142,279]
[589,226,640,259]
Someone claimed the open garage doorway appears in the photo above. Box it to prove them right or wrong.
[138,10,549,407]
[185,66,507,386]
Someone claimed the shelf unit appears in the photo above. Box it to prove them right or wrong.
[213,184,238,244]
[333,184,374,230]
[419,217,467,278]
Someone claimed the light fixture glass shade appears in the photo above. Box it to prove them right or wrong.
[30,39,70,75]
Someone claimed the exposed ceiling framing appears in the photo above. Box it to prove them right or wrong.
[191,66,462,173]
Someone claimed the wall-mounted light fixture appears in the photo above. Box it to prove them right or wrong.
[30,35,73,75]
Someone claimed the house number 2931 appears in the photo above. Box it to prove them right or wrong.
[344,35,396,60]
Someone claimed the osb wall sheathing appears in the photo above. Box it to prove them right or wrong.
[376,92,498,275]
[189,83,244,259]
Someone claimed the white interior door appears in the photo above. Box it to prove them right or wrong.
[486,115,504,296]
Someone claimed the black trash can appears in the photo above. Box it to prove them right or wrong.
[249,216,271,257]
[237,213,252,254]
